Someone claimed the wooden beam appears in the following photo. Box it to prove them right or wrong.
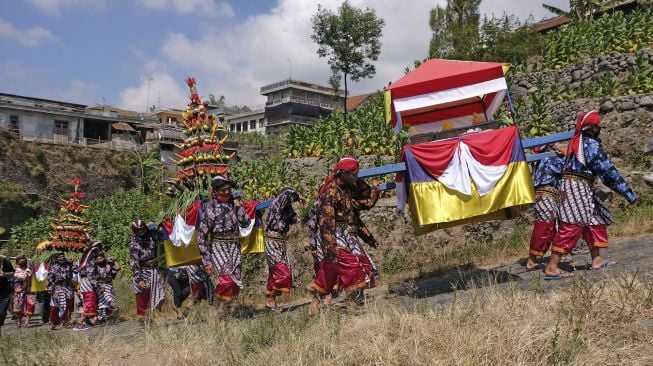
[522,130,574,149]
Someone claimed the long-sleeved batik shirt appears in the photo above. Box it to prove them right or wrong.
[94,261,120,282]
[47,260,73,292]
[198,200,250,258]
[319,180,381,258]
[129,231,158,282]
[265,190,298,234]
[532,155,564,189]
[565,135,637,203]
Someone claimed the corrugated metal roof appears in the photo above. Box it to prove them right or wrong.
[111,122,136,131]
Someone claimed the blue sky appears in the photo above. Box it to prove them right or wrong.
[1,0,568,111]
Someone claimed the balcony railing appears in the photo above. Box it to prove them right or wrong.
[260,79,343,96]
[265,96,337,109]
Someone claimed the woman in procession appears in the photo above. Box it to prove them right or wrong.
[264,187,304,311]
[307,156,380,314]
[129,220,166,322]
[47,252,74,330]
[11,255,36,328]
[198,175,251,308]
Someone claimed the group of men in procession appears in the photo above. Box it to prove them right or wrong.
[129,154,381,320]
[0,109,640,332]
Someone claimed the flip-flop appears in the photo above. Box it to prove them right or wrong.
[525,263,546,271]
[591,260,617,270]
[544,271,574,281]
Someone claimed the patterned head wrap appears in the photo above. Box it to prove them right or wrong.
[567,110,601,165]
[319,156,360,195]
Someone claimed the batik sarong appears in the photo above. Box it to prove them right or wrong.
[265,234,293,295]
[132,267,165,316]
[205,239,242,301]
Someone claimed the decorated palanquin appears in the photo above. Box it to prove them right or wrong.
[396,126,535,235]
[161,78,263,266]
[385,59,535,234]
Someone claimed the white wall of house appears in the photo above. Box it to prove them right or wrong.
[225,111,266,134]
[0,108,82,142]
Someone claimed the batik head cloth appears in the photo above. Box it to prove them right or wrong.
[567,110,601,165]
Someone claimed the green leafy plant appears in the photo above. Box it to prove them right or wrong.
[541,9,653,69]
[282,95,396,163]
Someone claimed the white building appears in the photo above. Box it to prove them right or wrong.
[224,108,266,134]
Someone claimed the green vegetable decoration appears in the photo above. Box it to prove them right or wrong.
[42,178,93,252]
[164,77,235,217]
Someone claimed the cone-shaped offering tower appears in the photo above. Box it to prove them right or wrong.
[164,77,236,215]
[45,178,92,252]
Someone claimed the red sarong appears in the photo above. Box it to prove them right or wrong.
[336,248,366,290]
[215,275,240,302]
[191,282,205,301]
[309,260,339,295]
[266,263,292,295]
[49,299,73,325]
[135,289,150,316]
[552,223,608,254]
[82,291,97,317]
[529,221,556,256]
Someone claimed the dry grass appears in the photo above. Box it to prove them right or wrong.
[3,272,653,366]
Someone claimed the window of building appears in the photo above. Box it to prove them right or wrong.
[236,122,241,132]
[230,124,235,132]
[167,117,178,125]
[9,115,19,130]
[54,120,68,135]
[249,120,256,130]
[258,118,265,128]
[243,121,248,132]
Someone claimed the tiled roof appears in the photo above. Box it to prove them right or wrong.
[346,93,376,110]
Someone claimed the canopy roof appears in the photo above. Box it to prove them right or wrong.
[385,59,509,136]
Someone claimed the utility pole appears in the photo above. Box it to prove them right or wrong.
[143,76,153,112]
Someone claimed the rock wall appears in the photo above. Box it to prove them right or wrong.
[511,48,653,99]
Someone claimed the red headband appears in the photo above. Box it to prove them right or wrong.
[333,156,359,173]
[319,156,360,195]
[567,110,601,160]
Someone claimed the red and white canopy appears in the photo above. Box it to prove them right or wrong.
[385,59,509,137]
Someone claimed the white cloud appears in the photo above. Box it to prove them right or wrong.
[137,0,235,17]
[140,0,567,106]
[28,0,106,15]
[0,18,56,47]
[158,0,438,106]
[118,73,188,112]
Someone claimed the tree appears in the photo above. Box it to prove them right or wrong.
[478,14,541,64]
[311,1,384,125]
[429,0,481,60]
[542,0,600,20]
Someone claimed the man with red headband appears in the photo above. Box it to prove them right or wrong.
[307,156,380,314]
[525,143,565,270]
[198,175,251,307]
[544,111,637,280]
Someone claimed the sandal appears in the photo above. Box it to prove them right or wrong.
[544,271,574,281]
[591,260,617,270]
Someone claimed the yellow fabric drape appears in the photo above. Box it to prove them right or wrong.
[163,231,202,267]
[163,227,265,267]
[30,275,48,292]
[408,161,535,235]
[240,226,265,254]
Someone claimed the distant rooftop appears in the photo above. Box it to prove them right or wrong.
[0,92,87,112]
[260,79,345,97]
